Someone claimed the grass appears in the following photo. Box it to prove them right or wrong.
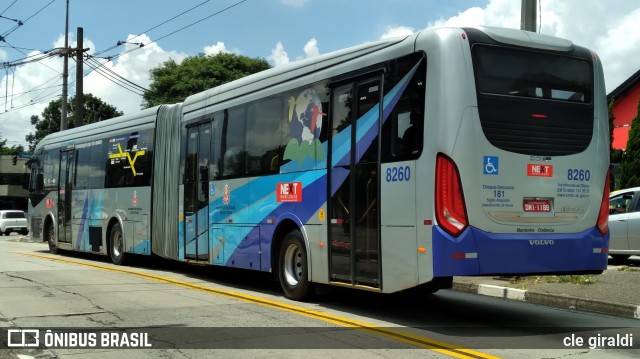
[616,266,640,272]
[508,274,597,289]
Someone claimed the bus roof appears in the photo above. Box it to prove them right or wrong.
[182,35,411,114]
[35,106,161,150]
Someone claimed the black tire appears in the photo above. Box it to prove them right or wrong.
[278,230,313,300]
[610,254,630,263]
[109,222,127,265]
[4,230,10,236]
[20,230,28,236]
[46,222,58,254]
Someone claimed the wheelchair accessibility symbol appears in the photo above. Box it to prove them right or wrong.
[483,156,499,175]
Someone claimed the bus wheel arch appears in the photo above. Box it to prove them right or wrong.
[107,218,127,265]
[44,215,57,254]
[278,230,313,300]
[272,220,313,300]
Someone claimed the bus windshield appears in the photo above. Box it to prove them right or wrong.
[472,45,592,103]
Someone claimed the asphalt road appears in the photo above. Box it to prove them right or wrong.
[0,234,638,359]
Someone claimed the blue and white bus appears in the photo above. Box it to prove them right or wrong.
[26,26,610,300]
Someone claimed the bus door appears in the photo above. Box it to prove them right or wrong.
[184,123,211,262]
[58,149,75,244]
[328,77,381,288]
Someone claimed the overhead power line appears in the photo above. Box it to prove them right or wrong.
[1,0,56,39]
[84,56,146,96]
[0,1,18,17]
[100,0,248,62]
[1,0,249,122]
[0,14,22,25]
[0,48,60,69]
[94,0,213,57]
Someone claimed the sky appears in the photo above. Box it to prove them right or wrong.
[1,0,639,149]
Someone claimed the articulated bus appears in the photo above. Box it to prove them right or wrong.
[25,26,609,300]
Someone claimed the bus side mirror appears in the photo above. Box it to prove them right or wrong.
[36,173,44,191]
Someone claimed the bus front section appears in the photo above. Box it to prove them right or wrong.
[433,27,609,277]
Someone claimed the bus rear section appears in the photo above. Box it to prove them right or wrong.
[433,27,609,277]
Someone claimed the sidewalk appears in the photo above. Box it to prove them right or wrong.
[451,261,640,319]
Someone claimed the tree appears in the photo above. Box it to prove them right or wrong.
[608,99,624,190]
[609,100,624,162]
[619,97,640,189]
[142,53,271,108]
[25,94,123,152]
[0,137,24,155]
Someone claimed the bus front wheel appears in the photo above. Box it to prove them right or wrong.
[278,230,313,300]
[109,222,127,265]
[46,222,57,254]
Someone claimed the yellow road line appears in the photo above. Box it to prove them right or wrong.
[19,252,501,359]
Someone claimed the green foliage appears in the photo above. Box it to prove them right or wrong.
[0,138,25,155]
[509,275,597,289]
[142,53,271,108]
[25,94,123,152]
[619,97,640,189]
[611,149,624,163]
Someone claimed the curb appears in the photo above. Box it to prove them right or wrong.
[451,281,640,320]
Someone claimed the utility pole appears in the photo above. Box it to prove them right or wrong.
[521,0,538,32]
[60,0,69,131]
[75,27,84,127]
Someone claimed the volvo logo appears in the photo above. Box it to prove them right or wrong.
[529,240,555,246]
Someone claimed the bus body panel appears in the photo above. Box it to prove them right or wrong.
[27,26,609,296]
[423,27,609,276]
[380,160,419,291]
[433,226,608,276]
[28,108,159,259]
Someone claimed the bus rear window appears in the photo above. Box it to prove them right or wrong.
[472,45,592,103]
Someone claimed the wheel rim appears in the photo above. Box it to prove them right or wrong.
[112,230,123,259]
[283,243,303,287]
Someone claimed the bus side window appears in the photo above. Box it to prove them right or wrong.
[220,107,245,178]
[400,109,421,155]
[210,115,222,180]
[381,52,426,162]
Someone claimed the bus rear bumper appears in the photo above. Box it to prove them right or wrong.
[432,226,609,277]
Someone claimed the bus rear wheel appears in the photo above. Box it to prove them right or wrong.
[109,222,127,265]
[278,230,313,300]
[610,254,630,263]
[46,222,57,254]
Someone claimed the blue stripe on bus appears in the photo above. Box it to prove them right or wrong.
[74,191,105,252]
[432,226,609,276]
[186,60,422,270]
[132,239,149,254]
[225,173,330,270]
[76,194,91,250]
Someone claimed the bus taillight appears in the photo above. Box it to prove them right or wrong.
[596,169,610,235]
[435,154,468,237]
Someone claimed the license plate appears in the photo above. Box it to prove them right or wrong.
[523,199,552,213]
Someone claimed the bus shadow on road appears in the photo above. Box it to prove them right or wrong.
[33,248,640,350]
[37,249,283,295]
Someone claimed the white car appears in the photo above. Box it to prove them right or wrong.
[0,210,29,236]
[608,186,640,261]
